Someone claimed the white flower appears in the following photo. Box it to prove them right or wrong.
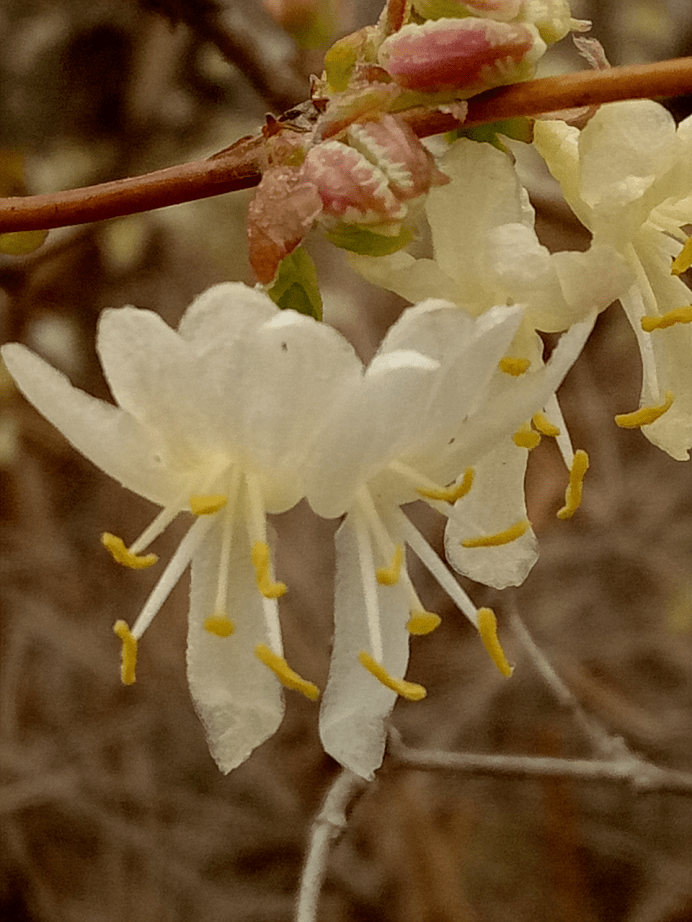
[534,101,692,460]
[1,282,362,773]
[305,298,593,778]
[348,138,628,585]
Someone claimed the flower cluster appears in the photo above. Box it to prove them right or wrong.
[3,281,590,779]
[6,43,692,778]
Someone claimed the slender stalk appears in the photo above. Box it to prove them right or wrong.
[386,735,692,795]
[295,769,369,922]
[2,57,692,233]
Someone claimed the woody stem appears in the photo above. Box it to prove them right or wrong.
[2,57,692,234]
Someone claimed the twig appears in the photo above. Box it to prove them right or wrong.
[295,769,369,922]
[510,611,629,761]
[2,57,692,233]
[386,736,692,795]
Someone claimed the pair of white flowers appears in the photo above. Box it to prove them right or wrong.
[2,280,590,780]
[5,97,692,780]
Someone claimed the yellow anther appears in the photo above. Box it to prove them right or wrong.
[418,467,475,503]
[477,608,514,678]
[557,448,589,520]
[461,519,530,548]
[642,306,692,331]
[251,542,287,599]
[113,620,138,685]
[406,611,442,635]
[357,651,427,701]
[102,533,158,569]
[377,545,404,585]
[499,357,531,376]
[671,238,692,276]
[204,614,235,637]
[255,644,320,701]
[614,391,674,429]
[531,412,561,438]
[189,494,228,515]
[512,422,541,450]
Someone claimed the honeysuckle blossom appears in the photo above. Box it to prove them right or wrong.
[304,298,594,778]
[349,137,630,587]
[534,101,692,460]
[1,283,363,773]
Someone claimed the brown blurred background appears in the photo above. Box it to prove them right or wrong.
[2,2,692,920]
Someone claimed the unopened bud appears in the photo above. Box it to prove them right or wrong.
[302,141,407,224]
[346,115,449,202]
[377,17,545,93]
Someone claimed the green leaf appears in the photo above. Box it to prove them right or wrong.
[325,225,414,257]
[324,38,359,92]
[459,117,534,150]
[0,229,48,256]
[267,246,323,321]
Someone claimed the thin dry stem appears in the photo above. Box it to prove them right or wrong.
[295,770,369,922]
[386,735,692,795]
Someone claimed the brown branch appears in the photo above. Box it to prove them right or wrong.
[2,57,692,234]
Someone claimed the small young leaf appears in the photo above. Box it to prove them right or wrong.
[0,229,49,256]
[267,246,323,321]
[325,224,413,256]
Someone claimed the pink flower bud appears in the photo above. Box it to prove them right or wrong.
[302,141,407,224]
[377,17,544,93]
[346,115,449,202]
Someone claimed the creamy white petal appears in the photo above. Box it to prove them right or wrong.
[306,352,440,518]
[379,301,523,427]
[319,513,411,780]
[577,101,679,243]
[230,310,362,509]
[382,304,528,483]
[428,139,534,297]
[533,119,590,226]
[1,343,183,505]
[177,282,278,342]
[187,516,285,774]
[97,307,190,422]
[348,250,463,308]
[439,315,595,474]
[619,236,692,460]
[444,440,538,589]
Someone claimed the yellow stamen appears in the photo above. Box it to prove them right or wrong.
[251,542,287,599]
[406,611,442,635]
[358,651,427,700]
[418,467,475,503]
[477,608,513,678]
[204,614,235,637]
[671,238,692,276]
[557,448,589,520]
[531,412,561,438]
[614,391,674,429]
[641,306,692,331]
[113,619,138,685]
[499,357,531,376]
[189,494,228,515]
[255,644,320,701]
[461,519,530,548]
[512,422,541,450]
[102,533,158,569]
[377,545,404,585]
